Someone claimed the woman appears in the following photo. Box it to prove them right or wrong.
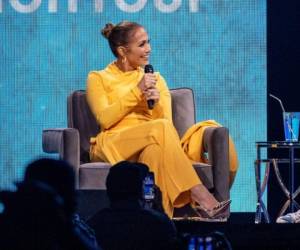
[86,21,230,218]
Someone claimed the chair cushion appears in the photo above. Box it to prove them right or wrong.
[78,162,213,190]
[79,162,111,189]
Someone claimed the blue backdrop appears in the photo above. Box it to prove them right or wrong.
[0,0,266,212]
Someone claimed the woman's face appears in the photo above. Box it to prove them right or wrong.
[122,27,151,69]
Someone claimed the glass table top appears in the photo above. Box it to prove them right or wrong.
[256,141,300,147]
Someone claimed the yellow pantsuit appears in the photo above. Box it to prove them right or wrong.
[86,62,201,217]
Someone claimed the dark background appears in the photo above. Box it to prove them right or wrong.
[267,0,300,220]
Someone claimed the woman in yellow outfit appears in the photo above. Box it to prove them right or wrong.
[86,21,231,218]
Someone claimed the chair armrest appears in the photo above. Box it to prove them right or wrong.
[203,127,230,202]
[42,128,80,185]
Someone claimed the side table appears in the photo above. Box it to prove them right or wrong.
[255,141,300,223]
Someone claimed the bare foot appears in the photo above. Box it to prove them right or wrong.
[190,184,219,210]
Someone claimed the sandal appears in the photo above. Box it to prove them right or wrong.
[191,199,231,219]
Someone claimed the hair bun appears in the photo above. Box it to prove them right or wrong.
[101,23,115,39]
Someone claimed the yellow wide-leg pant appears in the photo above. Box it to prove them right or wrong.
[90,119,201,217]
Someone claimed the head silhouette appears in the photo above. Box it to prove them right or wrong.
[22,158,76,216]
[106,161,149,202]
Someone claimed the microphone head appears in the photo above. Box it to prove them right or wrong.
[144,64,154,73]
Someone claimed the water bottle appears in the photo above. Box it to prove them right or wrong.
[188,236,196,250]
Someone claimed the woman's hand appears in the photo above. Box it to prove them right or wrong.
[138,73,160,104]
[144,86,160,103]
[138,73,157,92]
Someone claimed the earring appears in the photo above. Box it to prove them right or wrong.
[122,57,127,64]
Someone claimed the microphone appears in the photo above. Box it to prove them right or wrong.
[144,64,155,109]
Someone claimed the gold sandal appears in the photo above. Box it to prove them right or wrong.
[191,199,231,219]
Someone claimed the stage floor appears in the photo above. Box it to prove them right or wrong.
[76,190,256,223]
[76,190,300,249]
[174,220,300,250]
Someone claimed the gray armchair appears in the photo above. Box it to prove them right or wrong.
[42,88,230,219]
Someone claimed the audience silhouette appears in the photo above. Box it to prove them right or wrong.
[0,158,101,250]
[87,160,179,250]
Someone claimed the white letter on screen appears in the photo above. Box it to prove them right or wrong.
[95,0,103,12]
[68,0,77,13]
[115,0,147,13]
[154,0,181,13]
[0,0,2,13]
[189,0,200,13]
[48,0,58,13]
[10,0,42,13]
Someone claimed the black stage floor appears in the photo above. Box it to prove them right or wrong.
[76,190,257,223]
[174,219,300,250]
[77,190,300,250]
